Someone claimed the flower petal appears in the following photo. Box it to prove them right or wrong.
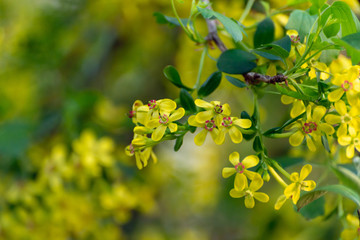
[284,183,297,199]
[222,167,236,178]
[229,126,243,144]
[195,110,214,123]
[337,123,348,137]
[233,119,252,128]
[244,195,255,208]
[312,106,326,121]
[230,189,245,198]
[188,115,203,127]
[168,123,178,133]
[194,129,208,146]
[235,173,248,191]
[194,99,213,109]
[291,100,306,118]
[229,152,240,166]
[291,187,301,204]
[346,144,355,158]
[334,100,347,115]
[249,174,263,191]
[253,192,269,203]
[289,131,305,146]
[318,123,335,135]
[222,104,231,116]
[274,195,287,210]
[325,114,341,125]
[168,108,185,121]
[152,125,167,141]
[346,90,360,106]
[215,127,227,145]
[146,119,160,129]
[338,135,352,146]
[242,155,259,169]
[299,164,312,180]
[301,180,316,191]
[328,88,344,102]
[281,95,294,105]
[159,99,176,113]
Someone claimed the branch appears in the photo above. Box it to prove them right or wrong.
[244,72,288,85]
[201,0,227,52]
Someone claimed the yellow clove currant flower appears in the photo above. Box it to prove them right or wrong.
[222,152,259,191]
[137,99,177,121]
[284,164,316,204]
[188,115,219,146]
[194,99,231,126]
[146,108,185,141]
[229,174,269,208]
[340,213,360,240]
[328,66,360,106]
[125,143,157,170]
[338,131,360,159]
[289,105,335,152]
[215,116,252,144]
[325,100,360,137]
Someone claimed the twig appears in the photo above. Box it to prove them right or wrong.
[201,0,227,52]
[244,72,288,85]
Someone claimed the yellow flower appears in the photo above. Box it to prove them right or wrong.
[274,194,288,210]
[306,61,330,80]
[340,213,360,240]
[215,116,252,145]
[281,95,306,118]
[325,100,360,137]
[125,143,157,170]
[284,164,316,204]
[229,174,269,208]
[137,99,177,121]
[146,108,185,141]
[289,105,335,152]
[128,100,145,124]
[188,115,219,146]
[338,131,360,159]
[328,66,360,106]
[222,152,259,191]
[194,99,231,126]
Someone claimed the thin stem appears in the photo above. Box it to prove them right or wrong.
[171,0,193,38]
[268,166,288,188]
[239,0,255,23]
[194,47,207,91]
[271,160,291,180]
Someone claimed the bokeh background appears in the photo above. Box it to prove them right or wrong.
[0,0,359,239]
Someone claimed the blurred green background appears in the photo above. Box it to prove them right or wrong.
[0,0,359,239]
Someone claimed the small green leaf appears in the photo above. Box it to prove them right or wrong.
[286,10,316,41]
[263,112,305,136]
[163,65,192,91]
[217,49,257,74]
[323,22,340,38]
[198,71,222,97]
[321,135,331,153]
[297,185,360,211]
[174,136,184,151]
[275,84,318,101]
[298,195,325,219]
[180,89,196,113]
[254,18,274,48]
[198,7,244,42]
[225,76,247,88]
[153,12,191,28]
[253,36,291,61]
[253,136,262,152]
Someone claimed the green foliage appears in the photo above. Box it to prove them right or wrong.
[179,88,197,113]
[164,65,193,91]
[198,71,222,97]
[254,17,274,48]
[332,32,360,64]
[225,76,247,88]
[286,10,316,41]
[217,49,257,74]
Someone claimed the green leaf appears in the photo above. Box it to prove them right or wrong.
[198,71,222,97]
[198,7,244,42]
[253,136,262,152]
[253,36,291,61]
[179,89,196,113]
[320,1,357,37]
[298,195,325,219]
[331,165,360,194]
[297,185,360,211]
[321,135,330,153]
[163,65,192,91]
[225,76,247,88]
[254,18,274,48]
[332,32,360,64]
[217,49,257,74]
[286,10,316,42]
[275,84,318,101]
[309,0,326,9]
[323,22,340,38]
[153,12,190,28]
[263,113,304,136]
[241,111,257,140]
[174,136,184,151]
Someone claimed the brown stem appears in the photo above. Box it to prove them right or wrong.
[201,0,227,52]
[244,72,288,85]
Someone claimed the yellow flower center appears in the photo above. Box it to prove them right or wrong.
[221,117,233,127]
[148,100,157,109]
[204,120,216,131]
[341,80,353,91]
[234,162,245,174]
[341,114,352,124]
[354,138,360,146]
[245,189,253,197]
[302,121,318,134]
[214,104,223,114]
